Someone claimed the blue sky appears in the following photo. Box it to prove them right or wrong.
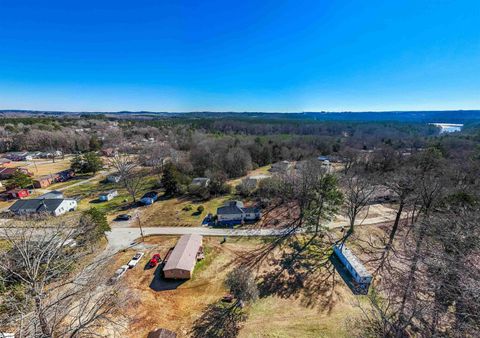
[0,0,479,112]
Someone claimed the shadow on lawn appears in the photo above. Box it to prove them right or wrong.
[149,263,186,292]
[256,236,341,310]
[190,302,247,338]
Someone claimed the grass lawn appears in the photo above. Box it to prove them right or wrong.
[2,157,73,177]
[115,236,364,338]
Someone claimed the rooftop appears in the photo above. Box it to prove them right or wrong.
[163,234,202,272]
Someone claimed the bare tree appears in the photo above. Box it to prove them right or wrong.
[109,153,145,203]
[341,173,375,243]
[0,222,127,337]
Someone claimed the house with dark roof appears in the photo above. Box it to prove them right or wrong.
[216,201,261,225]
[9,198,77,217]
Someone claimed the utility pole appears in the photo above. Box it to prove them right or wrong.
[137,211,144,242]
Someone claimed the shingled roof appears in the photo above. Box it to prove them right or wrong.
[9,198,64,214]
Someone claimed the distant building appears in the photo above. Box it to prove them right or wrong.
[163,234,203,279]
[38,190,64,199]
[99,190,118,201]
[241,174,271,189]
[269,160,294,173]
[1,188,30,200]
[191,177,210,188]
[216,201,261,225]
[0,167,32,180]
[107,174,122,183]
[9,198,77,217]
[33,175,54,188]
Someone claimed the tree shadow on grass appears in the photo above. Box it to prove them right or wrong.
[256,235,342,311]
[149,263,186,292]
[190,302,247,338]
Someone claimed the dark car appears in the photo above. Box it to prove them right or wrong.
[115,214,132,221]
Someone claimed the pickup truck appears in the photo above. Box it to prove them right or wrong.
[140,191,159,205]
[127,252,144,268]
[109,265,129,284]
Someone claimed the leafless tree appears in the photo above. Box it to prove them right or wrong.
[0,222,128,337]
[109,153,145,203]
[341,173,375,243]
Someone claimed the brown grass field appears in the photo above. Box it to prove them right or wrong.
[113,236,364,338]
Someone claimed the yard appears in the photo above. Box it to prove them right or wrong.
[113,236,364,338]
[2,157,73,177]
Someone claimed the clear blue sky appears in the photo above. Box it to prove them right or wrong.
[0,0,479,112]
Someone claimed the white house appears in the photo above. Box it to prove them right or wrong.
[9,198,77,217]
[216,201,261,225]
[99,190,118,201]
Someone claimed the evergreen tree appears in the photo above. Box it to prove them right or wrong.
[161,163,179,196]
[7,170,33,189]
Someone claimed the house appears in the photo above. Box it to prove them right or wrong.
[147,328,177,338]
[33,175,54,188]
[318,155,330,162]
[163,234,203,279]
[4,152,33,161]
[0,167,32,180]
[269,160,294,173]
[38,190,64,199]
[216,201,261,225]
[333,244,372,294]
[9,198,77,217]
[38,150,63,159]
[191,177,210,188]
[1,188,30,200]
[241,174,271,189]
[99,190,118,201]
[106,174,122,183]
[56,169,75,182]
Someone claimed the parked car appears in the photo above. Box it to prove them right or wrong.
[128,252,145,268]
[115,214,132,221]
[140,191,159,205]
[109,265,129,284]
[148,253,162,268]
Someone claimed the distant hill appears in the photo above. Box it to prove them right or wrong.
[0,109,479,124]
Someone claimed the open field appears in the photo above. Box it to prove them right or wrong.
[114,236,364,338]
[2,157,73,177]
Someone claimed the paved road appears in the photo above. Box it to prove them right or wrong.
[105,226,294,253]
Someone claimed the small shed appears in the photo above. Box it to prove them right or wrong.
[99,190,118,201]
[163,234,203,279]
[147,328,177,338]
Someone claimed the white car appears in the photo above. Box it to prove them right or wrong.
[127,252,144,268]
[109,265,129,284]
